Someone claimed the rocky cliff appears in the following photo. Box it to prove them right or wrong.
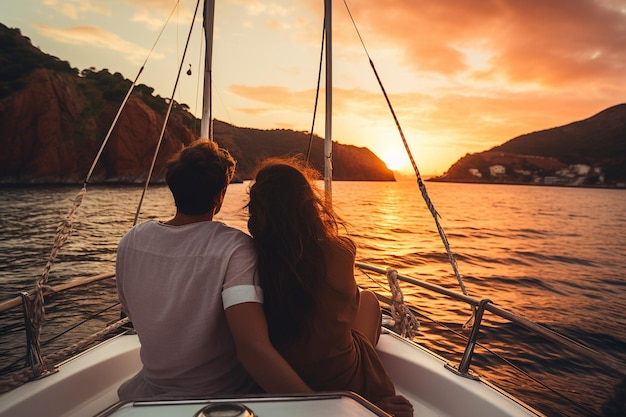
[0,68,196,184]
[0,24,394,184]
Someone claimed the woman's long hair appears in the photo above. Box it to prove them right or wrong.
[248,157,344,346]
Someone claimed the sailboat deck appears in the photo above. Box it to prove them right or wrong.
[0,331,542,417]
[377,330,539,417]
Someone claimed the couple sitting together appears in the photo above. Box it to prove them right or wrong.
[115,139,413,417]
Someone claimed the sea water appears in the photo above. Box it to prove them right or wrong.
[0,181,624,416]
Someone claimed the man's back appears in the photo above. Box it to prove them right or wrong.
[116,220,261,399]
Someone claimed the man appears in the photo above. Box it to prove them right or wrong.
[116,139,310,400]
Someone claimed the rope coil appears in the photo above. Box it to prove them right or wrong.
[385,268,419,339]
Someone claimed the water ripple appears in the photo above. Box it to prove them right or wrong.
[1,182,625,417]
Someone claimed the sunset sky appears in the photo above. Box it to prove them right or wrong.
[2,0,625,175]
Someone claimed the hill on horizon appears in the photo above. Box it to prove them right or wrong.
[434,104,626,186]
[0,23,394,184]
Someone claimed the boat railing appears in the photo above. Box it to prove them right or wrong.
[0,272,128,393]
[2,266,624,380]
[1,263,624,411]
[355,262,626,381]
[0,272,116,313]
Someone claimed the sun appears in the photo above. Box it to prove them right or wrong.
[379,149,410,172]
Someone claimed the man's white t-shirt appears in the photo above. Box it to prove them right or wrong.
[116,220,263,400]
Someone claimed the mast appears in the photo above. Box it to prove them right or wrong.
[324,0,332,204]
[201,0,215,140]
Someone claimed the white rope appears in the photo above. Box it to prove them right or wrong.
[385,268,419,339]
[39,187,85,287]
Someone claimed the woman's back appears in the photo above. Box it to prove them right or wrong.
[275,237,395,403]
[280,238,355,358]
[248,158,412,415]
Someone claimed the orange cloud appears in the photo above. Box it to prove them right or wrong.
[34,24,164,65]
[345,0,626,89]
[228,77,619,155]
[228,85,319,115]
[43,0,111,20]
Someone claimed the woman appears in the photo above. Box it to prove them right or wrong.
[247,157,413,417]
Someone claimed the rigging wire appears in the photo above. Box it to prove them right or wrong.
[82,1,180,187]
[133,0,203,226]
[194,30,204,135]
[39,0,180,275]
[306,18,326,162]
[190,14,234,138]
[341,0,470,309]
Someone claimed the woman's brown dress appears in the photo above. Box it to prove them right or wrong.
[277,238,396,403]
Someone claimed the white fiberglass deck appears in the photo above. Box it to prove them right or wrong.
[376,330,542,417]
[0,331,542,417]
